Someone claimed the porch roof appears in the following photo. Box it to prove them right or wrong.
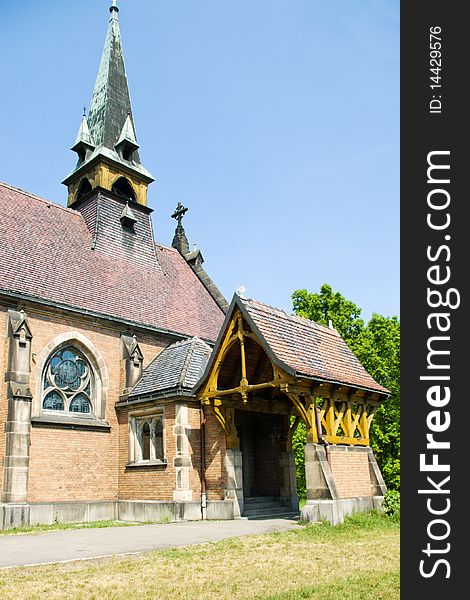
[196,295,389,396]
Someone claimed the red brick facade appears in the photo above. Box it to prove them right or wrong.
[0,299,381,519]
[328,447,372,499]
[0,301,229,507]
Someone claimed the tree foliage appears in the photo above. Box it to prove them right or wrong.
[292,284,364,344]
[291,285,400,491]
[353,314,400,489]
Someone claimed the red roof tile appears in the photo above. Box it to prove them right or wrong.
[0,182,224,341]
[240,297,389,394]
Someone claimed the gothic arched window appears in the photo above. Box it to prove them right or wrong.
[142,422,151,460]
[128,413,166,465]
[42,346,94,415]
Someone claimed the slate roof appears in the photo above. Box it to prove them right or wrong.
[0,182,225,341]
[198,295,389,396]
[129,337,213,399]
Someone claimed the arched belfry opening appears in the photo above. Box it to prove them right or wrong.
[111,177,136,203]
[76,178,92,202]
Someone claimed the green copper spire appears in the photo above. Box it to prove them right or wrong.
[63,1,154,205]
[87,0,139,160]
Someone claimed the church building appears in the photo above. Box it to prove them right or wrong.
[0,2,388,529]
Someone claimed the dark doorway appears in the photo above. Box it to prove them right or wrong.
[236,410,283,498]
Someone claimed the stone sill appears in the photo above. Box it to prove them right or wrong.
[125,461,168,470]
[31,415,111,431]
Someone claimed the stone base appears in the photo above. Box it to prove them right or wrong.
[0,498,236,530]
[118,499,234,522]
[0,503,30,530]
[224,448,244,517]
[29,500,116,526]
[300,496,385,525]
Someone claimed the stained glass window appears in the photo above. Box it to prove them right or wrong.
[43,391,64,411]
[70,394,91,414]
[42,346,94,415]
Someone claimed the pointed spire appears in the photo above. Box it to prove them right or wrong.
[117,113,138,146]
[87,0,139,160]
[73,114,95,149]
[171,202,190,255]
[115,112,140,161]
[63,1,154,205]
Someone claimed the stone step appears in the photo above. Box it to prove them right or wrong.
[244,496,279,504]
[242,509,299,520]
[242,501,284,511]
[242,506,291,517]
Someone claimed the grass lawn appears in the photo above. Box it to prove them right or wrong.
[0,511,399,600]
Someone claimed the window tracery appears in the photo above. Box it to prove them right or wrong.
[42,346,94,415]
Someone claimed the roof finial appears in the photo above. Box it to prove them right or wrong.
[171,202,190,255]
[236,285,247,299]
[171,202,188,226]
[110,0,119,15]
[83,105,87,118]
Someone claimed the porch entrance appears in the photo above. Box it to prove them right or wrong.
[236,410,283,499]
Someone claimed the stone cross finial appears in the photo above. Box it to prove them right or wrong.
[171,202,188,226]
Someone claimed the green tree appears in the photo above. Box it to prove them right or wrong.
[353,314,400,489]
[292,284,364,344]
[290,285,400,491]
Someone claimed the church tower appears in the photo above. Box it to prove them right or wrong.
[62,1,154,207]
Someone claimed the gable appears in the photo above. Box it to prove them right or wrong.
[196,294,389,398]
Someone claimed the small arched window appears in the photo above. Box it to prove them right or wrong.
[154,419,164,461]
[142,422,151,460]
[131,414,165,464]
[111,177,136,203]
[42,346,94,415]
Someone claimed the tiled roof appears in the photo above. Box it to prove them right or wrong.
[0,182,224,341]
[239,297,388,395]
[129,337,212,398]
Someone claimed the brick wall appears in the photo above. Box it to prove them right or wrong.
[0,300,228,505]
[0,301,169,503]
[28,427,117,501]
[118,403,177,501]
[202,408,226,500]
[117,403,227,502]
[328,447,372,498]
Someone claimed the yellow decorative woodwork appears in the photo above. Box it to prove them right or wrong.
[197,308,381,448]
[66,160,149,207]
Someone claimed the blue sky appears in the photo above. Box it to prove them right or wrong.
[0,0,399,323]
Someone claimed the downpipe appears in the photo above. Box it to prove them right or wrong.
[200,404,207,519]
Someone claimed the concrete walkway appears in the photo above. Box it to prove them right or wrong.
[0,517,298,569]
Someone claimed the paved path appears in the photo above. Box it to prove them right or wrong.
[0,518,298,569]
